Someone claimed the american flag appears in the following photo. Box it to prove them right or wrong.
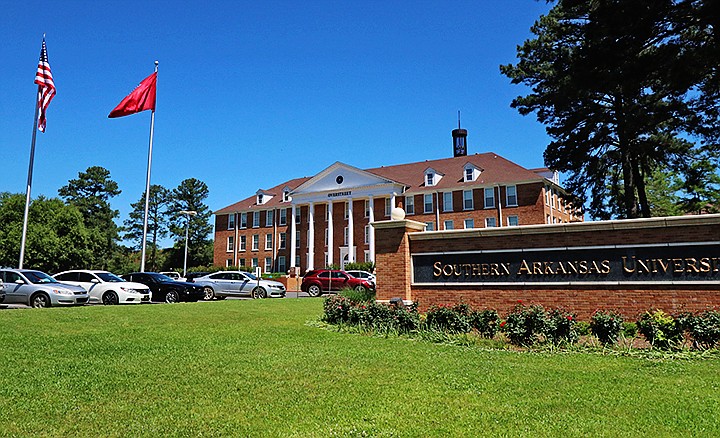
[34,38,56,132]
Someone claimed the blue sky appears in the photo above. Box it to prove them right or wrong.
[1,0,553,246]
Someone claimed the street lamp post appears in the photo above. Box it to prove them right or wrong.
[179,210,197,277]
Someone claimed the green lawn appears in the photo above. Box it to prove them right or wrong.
[0,299,718,437]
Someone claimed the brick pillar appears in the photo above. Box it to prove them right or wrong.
[371,219,426,303]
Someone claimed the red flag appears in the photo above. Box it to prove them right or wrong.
[108,72,157,118]
[35,38,56,132]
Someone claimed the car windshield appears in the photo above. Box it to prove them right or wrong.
[96,272,125,283]
[24,271,60,284]
[149,273,174,282]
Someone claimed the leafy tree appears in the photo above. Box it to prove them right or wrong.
[166,178,214,268]
[58,166,121,268]
[122,184,170,271]
[501,0,719,219]
[0,193,92,272]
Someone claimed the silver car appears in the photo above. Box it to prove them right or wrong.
[0,269,89,308]
[193,271,286,300]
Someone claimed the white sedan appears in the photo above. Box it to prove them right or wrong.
[53,270,151,305]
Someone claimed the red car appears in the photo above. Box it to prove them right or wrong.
[300,269,374,297]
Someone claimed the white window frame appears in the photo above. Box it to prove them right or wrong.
[325,228,329,246]
[464,167,474,182]
[279,208,287,226]
[484,187,495,209]
[240,212,247,229]
[364,250,370,262]
[228,214,235,230]
[280,232,286,249]
[239,258,246,267]
[425,222,434,231]
[385,198,391,216]
[252,257,259,268]
[264,257,272,273]
[278,256,286,273]
[265,210,273,227]
[295,206,301,224]
[443,192,453,212]
[426,172,435,187]
[507,215,519,226]
[226,236,234,252]
[364,225,370,244]
[240,235,246,251]
[424,193,433,213]
[295,232,300,249]
[253,211,260,228]
[506,185,518,207]
[265,233,272,250]
[364,200,370,218]
[344,227,349,245]
[252,234,259,251]
[405,195,415,215]
[226,258,233,267]
[444,220,454,230]
[345,202,350,220]
[464,218,474,229]
[485,217,497,228]
[463,190,473,210]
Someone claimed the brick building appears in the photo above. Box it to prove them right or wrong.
[213,129,582,273]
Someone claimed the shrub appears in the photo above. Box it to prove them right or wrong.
[621,322,638,338]
[343,262,375,273]
[576,321,591,336]
[503,303,548,346]
[590,310,624,346]
[322,295,353,325]
[339,287,376,304]
[470,309,500,339]
[545,308,579,345]
[637,310,684,350]
[426,303,472,334]
[685,310,720,350]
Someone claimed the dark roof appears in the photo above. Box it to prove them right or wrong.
[214,153,550,214]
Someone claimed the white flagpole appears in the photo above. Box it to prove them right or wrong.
[140,60,158,273]
[19,88,42,269]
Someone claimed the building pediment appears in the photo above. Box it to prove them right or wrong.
[291,162,402,198]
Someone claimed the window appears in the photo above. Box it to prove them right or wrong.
[295,255,301,268]
[252,257,259,268]
[325,253,329,266]
[464,219,474,229]
[545,185,550,205]
[279,208,287,226]
[283,190,290,202]
[506,185,517,206]
[265,257,272,272]
[240,235,246,251]
[278,256,286,273]
[295,232,300,249]
[227,236,234,252]
[344,227,349,245]
[257,194,264,205]
[228,214,235,230]
[265,233,272,250]
[463,190,473,210]
[226,258,233,267]
[239,258,245,267]
[444,220,454,230]
[507,215,519,226]
[405,196,414,214]
[240,212,247,229]
[443,192,453,212]
[345,202,349,219]
[295,206,301,224]
[253,211,260,228]
[252,235,259,251]
[484,187,495,208]
[364,250,370,262]
[325,228,329,246]
[425,222,435,231]
[424,194,433,213]
[464,167,474,182]
[280,232,286,249]
[385,198,391,216]
[426,172,435,186]
[364,225,370,244]
[266,210,273,227]
[364,200,370,218]
[485,217,497,228]
[551,188,556,208]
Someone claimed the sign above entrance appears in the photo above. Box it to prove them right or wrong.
[328,191,351,198]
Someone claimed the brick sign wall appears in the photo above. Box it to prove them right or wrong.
[373,215,720,319]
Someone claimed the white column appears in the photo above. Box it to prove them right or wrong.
[368,197,375,263]
[347,199,354,263]
[290,204,297,268]
[308,202,315,270]
[327,201,334,267]
[390,192,396,211]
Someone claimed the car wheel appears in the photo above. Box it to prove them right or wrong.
[354,285,367,294]
[252,287,267,299]
[165,290,180,303]
[102,291,119,305]
[203,287,215,301]
[31,292,51,308]
[307,284,322,297]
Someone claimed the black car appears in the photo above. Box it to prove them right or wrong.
[121,272,205,303]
